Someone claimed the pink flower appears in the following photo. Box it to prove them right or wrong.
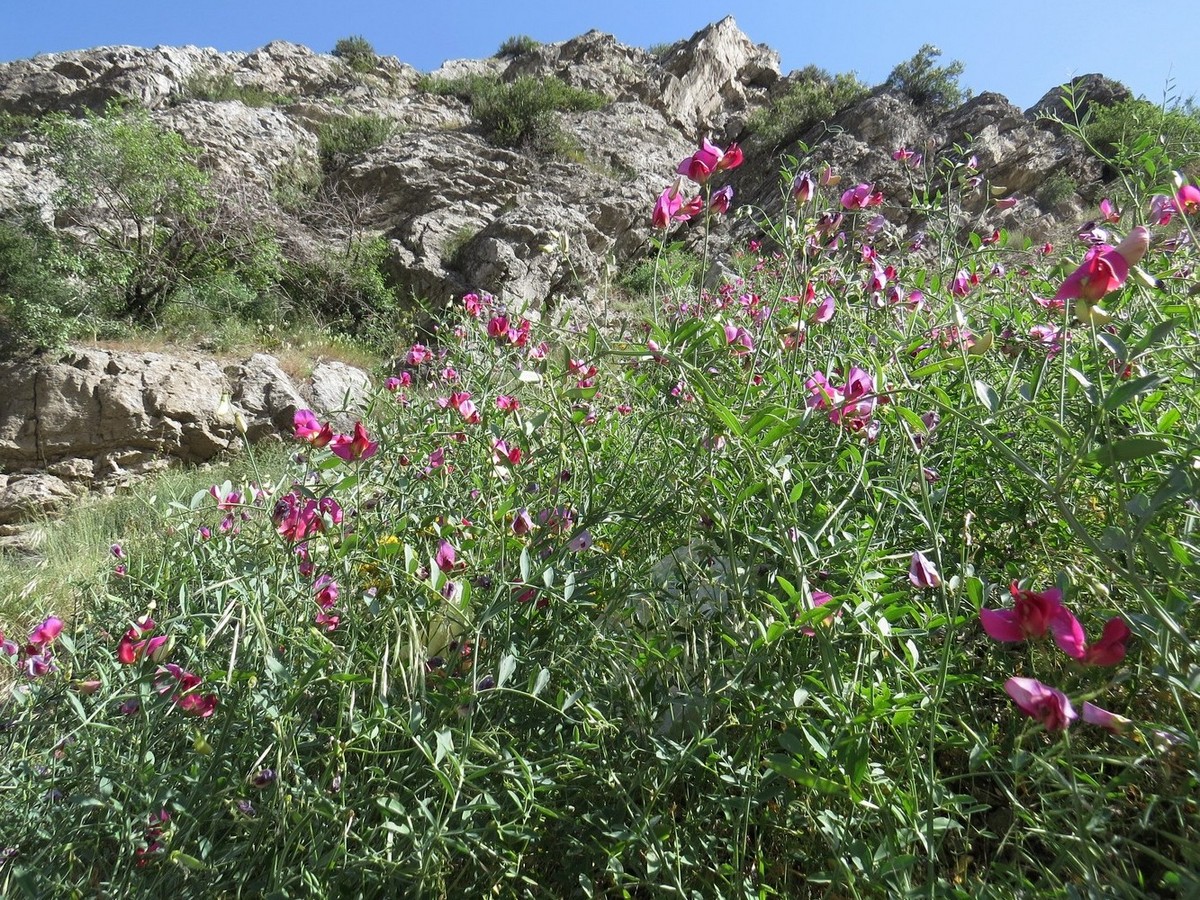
[406,343,432,366]
[710,184,734,216]
[723,323,754,354]
[811,295,835,323]
[511,508,534,536]
[980,582,1085,659]
[1081,701,1133,734]
[1081,616,1131,666]
[117,616,169,665]
[313,575,339,609]
[676,138,725,183]
[155,664,219,717]
[993,196,1019,210]
[293,410,333,448]
[435,539,457,574]
[1004,677,1076,731]
[792,171,815,203]
[28,616,63,647]
[717,142,743,172]
[331,422,378,462]
[908,551,941,589]
[950,269,974,297]
[492,438,522,467]
[1054,226,1150,303]
[1177,184,1200,215]
[840,183,883,210]
[315,610,340,632]
[496,395,520,413]
[1099,197,1121,223]
[567,530,593,552]
[800,590,839,636]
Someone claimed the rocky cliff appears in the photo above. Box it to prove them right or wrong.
[0,17,1119,316]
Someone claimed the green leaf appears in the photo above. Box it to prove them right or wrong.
[972,379,1000,414]
[1102,373,1169,411]
[1087,436,1169,467]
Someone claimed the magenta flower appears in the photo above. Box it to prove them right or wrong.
[512,508,534,536]
[331,422,378,462]
[406,343,432,366]
[1099,197,1121,223]
[840,183,883,210]
[492,438,522,467]
[28,616,63,647]
[908,551,941,589]
[1081,701,1133,734]
[1081,616,1131,666]
[435,539,457,574]
[496,394,520,413]
[710,184,734,216]
[155,664,219,717]
[676,138,724,183]
[1004,677,1077,731]
[313,575,339,609]
[811,295,835,323]
[1053,226,1149,303]
[567,530,593,552]
[315,610,340,632]
[1177,183,1200,215]
[792,171,815,203]
[980,582,1085,659]
[799,590,839,636]
[117,616,169,665]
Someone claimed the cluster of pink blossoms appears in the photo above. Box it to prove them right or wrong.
[155,663,219,718]
[293,409,378,462]
[272,491,343,543]
[981,583,1132,734]
[651,138,742,228]
[1,615,63,678]
[805,367,880,439]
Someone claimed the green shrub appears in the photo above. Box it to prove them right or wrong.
[0,215,81,350]
[1082,96,1200,176]
[418,73,607,153]
[281,235,402,345]
[884,43,969,111]
[495,34,540,58]
[179,73,295,107]
[37,103,284,325]
[746,65,869,148]
[317,114,399,167]
[0,110,38,142]
[1036,170,1078,207]
[647,42,675,59]
[331,35,377,74]
[470,75,607,150]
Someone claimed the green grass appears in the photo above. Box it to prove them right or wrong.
[0,444,293,630]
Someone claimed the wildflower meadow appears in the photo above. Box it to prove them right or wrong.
[1,125,1198,897]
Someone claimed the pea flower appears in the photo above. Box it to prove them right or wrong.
[792,171,815,203]
[293,409,333,447]
[1081,616,1131,666]
[676,138,740,183]
[709,185,734,216]
[980,582,1085,659]
[1053,226,1150,304]
[1004,677,1077,731]
[908,551,941,589]
[840,183,883,210]
[1081,701,1133,734]
[330,422,378,462]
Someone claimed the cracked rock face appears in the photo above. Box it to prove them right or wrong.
[0,348,370,525]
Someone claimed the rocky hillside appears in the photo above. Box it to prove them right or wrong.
[0,17,1129,316]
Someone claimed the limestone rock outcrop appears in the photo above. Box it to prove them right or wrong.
[0,347,370,524]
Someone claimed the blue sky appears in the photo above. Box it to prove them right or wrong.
[3,1,1198,112]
